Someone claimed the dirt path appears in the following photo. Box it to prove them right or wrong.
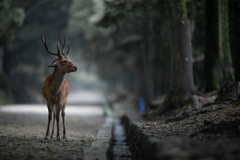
[0,104,104,160]
[122,102,240,159]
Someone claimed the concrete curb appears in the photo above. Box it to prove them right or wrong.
[120,115,192,160]
[84,117,114,160]
[120,115,162,160]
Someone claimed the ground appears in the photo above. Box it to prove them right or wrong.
[122,93,240,159]
[0,92,105,160]
[2,90,240,159]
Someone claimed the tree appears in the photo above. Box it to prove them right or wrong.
[3,0,73,103]
[0,0,26,104]
[147,0,197,120]
[95,0,155,105]
[233,0,240,82]
[200,0,234,92]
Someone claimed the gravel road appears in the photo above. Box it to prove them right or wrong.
[0,102,104,160]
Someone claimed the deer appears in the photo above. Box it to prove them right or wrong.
[41,33,77,141]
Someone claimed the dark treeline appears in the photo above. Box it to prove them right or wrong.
[0,0,240,118]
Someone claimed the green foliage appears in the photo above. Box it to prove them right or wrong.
[0,0,233,103]
[0,0,25,47]
[166,0,188,20]
[11,8,25,26]
[68,0,173,97]
[3,0,73,103]
[0,0,26,103]
[93,0,172,96]
[95,0,147,28]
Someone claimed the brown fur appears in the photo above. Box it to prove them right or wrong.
[42,56,77,141]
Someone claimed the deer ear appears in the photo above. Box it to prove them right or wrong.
[48,60,58,67]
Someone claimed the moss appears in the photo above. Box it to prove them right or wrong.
[0,1,26,47]
[167,0,188,20]
[201,0,234,92]
[11,8,25,26]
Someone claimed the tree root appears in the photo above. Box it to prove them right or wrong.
[146,89,217,121]
[202,101,235,108]
[146,101,169,121]
[190,119,240,137]
[192,90,217,97]
[164,115,189,123]
[147,91,201,121]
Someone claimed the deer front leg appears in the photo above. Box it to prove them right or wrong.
[44,104,53,140]
[50,112,55,139]
[62,101,67,139]
[56,106,61,141]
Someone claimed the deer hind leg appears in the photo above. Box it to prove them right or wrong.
[62,101,67,139]
[50,105,56,139]
[56,105,61,141]
[44,103,53,140]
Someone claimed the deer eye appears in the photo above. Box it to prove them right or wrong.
[63,60,67,63]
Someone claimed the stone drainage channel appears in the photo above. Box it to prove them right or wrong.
[108,119,132,160]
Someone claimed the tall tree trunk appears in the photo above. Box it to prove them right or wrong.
[234,0,240,81]
[166,0,195,104]
[200,0,220,92]
[134,56,145,100]
[142,30,154,107]
[200,0,234,92]
[188,0,197,38]
[0,48,13,104]
[166,19,195,109]
[148,0,196,119]
[221,0,234,82]
[141,5,154,108]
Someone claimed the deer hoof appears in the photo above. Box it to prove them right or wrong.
[50,136,54,139]
[44,137,49,140]
[57,137,61,141]
[63,136,67,139]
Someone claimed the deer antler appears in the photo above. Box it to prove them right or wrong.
[41,33,62,58]
[59,35,70,56]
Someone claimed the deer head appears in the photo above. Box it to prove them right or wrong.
[41,33,77,73]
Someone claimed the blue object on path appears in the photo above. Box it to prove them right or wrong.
[139,97,145,112]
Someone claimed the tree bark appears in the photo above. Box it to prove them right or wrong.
[142,28,154,106]
[221,0,234,82]
[0,48,13,104]
[147,0,195,120]
[165,0,195,105]
[141,4,154,107]
[165,19,195,109]
[200,0,234,92]
[234,0,240,81]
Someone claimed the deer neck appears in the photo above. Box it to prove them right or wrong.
[52,66,66,92]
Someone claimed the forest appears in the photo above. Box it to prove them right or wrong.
[0,0,240,119]
[2,0,240,159]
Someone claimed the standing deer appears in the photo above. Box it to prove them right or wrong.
[41,33,77,141]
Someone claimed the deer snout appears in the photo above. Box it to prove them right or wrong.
[73,66,78,71]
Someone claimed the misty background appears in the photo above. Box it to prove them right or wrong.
[1,0,112,104]
[0,0,239,107]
